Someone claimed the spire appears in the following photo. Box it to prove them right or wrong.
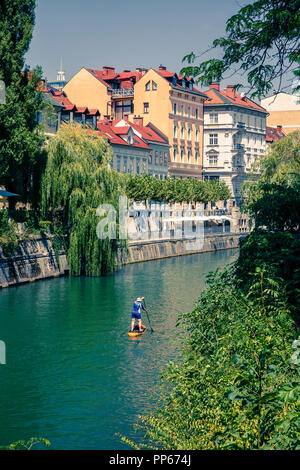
[57,57,66,82]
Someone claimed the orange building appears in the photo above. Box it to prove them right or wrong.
[261,92,300,134]
[63,66,147,121]
[134,66,207,178]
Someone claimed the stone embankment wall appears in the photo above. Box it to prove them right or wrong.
[0,233,245,288]
[127,233,243,264]
[0,237,68,288]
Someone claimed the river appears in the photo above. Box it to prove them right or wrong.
[0,249,237,449]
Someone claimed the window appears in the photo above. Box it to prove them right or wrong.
[233,113,236,124]
[188,106,191,118]
[155,151,158,164]
[149,151,152,164]
[173,123,177,138]
[173,148,177,161]
[48,114,56,127]
[144,102,149,114]
[195,151,198,162]
[160,151,163,165]
[152,81,157,91]
[116,156,121,172]
[208,153,218,166]
[145,81,150,91]
[36,111,43,123]
[195,129,199,142]
[254,117,257,128]
[180,150,184,161]
[173,102,177,115]
[247,116,250,127]
[195,108,199,119]
[164,152,168,166]
[209,133,218,145]
[123,157,127,172]
[209,113,218,124]
[187,150,191,162]
[181,104,184,116]
[188,127,191,141]
[181,125,185,139]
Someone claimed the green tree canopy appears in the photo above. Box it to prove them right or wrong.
[125,174,230,203]
[0,0,45,206]
[42,124,127,276]
[181,0,300,98]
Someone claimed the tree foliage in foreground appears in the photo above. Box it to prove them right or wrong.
[237,131,300,324]
[122,132,300,450]
[125,174,230,203]
[181,0,300,98]
[123,268,299,450]
[0,0,45,206]
[41,124,127,276]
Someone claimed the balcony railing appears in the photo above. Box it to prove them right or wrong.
[111,88,134,98]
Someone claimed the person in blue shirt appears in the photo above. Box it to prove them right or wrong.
[131,297,147,332]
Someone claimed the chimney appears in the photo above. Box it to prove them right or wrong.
[133,116,144,127]
[136,67,148,76]
[159,65,167,71]
[277,125,282,133]
[124,114,129,121]
[209,82,220,91]
[102,66,115,76]
[226,85,236,99]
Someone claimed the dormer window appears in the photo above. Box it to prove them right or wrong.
[182,78,186,88]
[145,81,150,91]
[172,76,177,86]
[152,81,157,91]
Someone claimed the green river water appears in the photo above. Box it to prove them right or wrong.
[0,249,238,449]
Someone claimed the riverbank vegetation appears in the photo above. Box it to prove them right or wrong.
[124,132,300,450]
[125,174,230,203]
[41,124,127,276]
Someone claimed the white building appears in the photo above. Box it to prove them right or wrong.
[203,83,268,205]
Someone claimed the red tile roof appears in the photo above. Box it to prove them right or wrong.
[97,120,151,150]
[204,87,267,113]
[266,126,286,143]
[43,89,100,116]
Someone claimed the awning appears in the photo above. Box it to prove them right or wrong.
[163,215,233,223]
[0,190,20,197]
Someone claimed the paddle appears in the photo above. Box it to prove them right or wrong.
[143,299,154,332]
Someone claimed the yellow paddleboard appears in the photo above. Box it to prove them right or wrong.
[128,325,147,337]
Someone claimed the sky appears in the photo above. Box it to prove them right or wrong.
[26,0,241,83]
[25,0,296,96]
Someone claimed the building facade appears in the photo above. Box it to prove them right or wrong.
[203,83,268,204]
[40,88,100,136]
[97,117,169,178]
[134,66,207,179]
[261,91,300,135]
[63,66,148,121]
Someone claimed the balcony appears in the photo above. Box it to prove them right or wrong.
[111,88,134,98]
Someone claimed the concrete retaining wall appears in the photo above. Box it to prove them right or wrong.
[0,233,244,288]
[0,237,68,288]
[127,233,243,264]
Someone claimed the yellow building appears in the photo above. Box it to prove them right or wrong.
[134,66,207,178]
[63,66,146,120]
[261,92,300,134]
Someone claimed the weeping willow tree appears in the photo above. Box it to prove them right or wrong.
[41,124,127,276]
